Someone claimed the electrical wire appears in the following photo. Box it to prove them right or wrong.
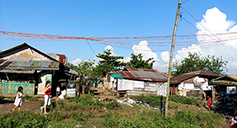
[0,7,197,30]
[86,40,97,56]
[181,6,237,54]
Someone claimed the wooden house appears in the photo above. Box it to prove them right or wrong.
[0,43,78,96]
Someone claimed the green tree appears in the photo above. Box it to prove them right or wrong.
[96,49,124,74]
[68,61,95,93]
[172,52,227,76]
[125,53,155,69]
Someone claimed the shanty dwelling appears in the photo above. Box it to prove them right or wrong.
[110,67,168,97]
[0,43,78,96]
[210,75,237,99]
[170,70,221,99]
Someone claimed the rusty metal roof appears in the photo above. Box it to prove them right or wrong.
[117,70,167,82]
[0,59,59,70]
[171,70,221,84]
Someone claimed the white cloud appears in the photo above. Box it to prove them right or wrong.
[166,7,237,74]
[71,58,82,65]
[132,40,168,71]
[105,45,116,55]
[160,51,169,63]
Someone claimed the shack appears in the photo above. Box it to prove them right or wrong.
[171,70,221,98]
[210,75,237,97]
[110,67,167,97]
[0,43,78,96]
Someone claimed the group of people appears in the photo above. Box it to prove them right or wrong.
[12,81,60,114]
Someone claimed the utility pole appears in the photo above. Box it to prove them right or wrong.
[165,0,182,118]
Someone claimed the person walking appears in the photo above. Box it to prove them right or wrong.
[207,96,211,111]
[40,81,51,114]
[12,86,25,111]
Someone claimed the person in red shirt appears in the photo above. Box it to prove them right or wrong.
[40,81,51,114]
[207,96,211,111]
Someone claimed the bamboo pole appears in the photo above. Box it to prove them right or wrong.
[165,0,182,118]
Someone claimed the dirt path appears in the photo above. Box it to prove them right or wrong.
[0,100,42,113]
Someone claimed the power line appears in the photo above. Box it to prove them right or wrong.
[86,40,97,56]
[181,6,237,54]
[182,0,190,4]
[0,7,197,30]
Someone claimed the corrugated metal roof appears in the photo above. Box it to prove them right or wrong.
[110,73,123,79]
[171,70,221,84]
[117,70,167,82]
[0,59,59,70]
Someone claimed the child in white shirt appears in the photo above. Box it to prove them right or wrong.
[12,86,25,111]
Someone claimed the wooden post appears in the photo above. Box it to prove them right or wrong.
[165,0,182,118]
[212,85,215,102]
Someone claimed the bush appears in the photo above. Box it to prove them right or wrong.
[131,95,202,107]
[105,100,120,110]
[0,111,48,128]
[169,95,201,105]
[0,95,4,103]
[131,94,165,107]
[103,116,118,127]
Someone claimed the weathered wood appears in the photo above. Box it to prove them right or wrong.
[212,85,215,102]
[165,0,182,118]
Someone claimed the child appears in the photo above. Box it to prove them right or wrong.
[230,111,237,127]
[56,85,60,98]
[40,81,51,114]
[207,96,211,111]
[12,86,25,111]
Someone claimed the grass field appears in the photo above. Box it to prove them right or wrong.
[0,94,226,128]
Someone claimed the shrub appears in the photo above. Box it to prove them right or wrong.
[0,95,4,103]
[0,111,48,128]
[105,100,120,110]
[131,94,165,107]
[131,95,201,107]
[103,117,118,127]
[169,95,200,105]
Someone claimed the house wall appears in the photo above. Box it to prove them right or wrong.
[115,79,166,96]
[0,82,34,95]
[2,48,50,61]
[175,76,210,97]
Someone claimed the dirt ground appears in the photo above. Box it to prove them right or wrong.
[0,100,42,113]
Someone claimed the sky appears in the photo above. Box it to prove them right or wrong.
[1,0,237,74]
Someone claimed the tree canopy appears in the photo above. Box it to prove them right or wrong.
[125,53,155,69]
[96,49,124,73]
[172,52,227,76]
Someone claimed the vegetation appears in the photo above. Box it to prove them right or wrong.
[68,60,96,93]
[130,94,202,107]
[24,95,38,102]
[0,94,225,128]
[172,52,228,76]
[0,95,3,103]
[125,53,155,69]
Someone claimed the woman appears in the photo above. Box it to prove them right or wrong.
[40,81,51,114]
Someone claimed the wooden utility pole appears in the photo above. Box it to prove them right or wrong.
[165,0,182,118]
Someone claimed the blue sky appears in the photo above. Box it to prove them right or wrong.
[1,0,237,74]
